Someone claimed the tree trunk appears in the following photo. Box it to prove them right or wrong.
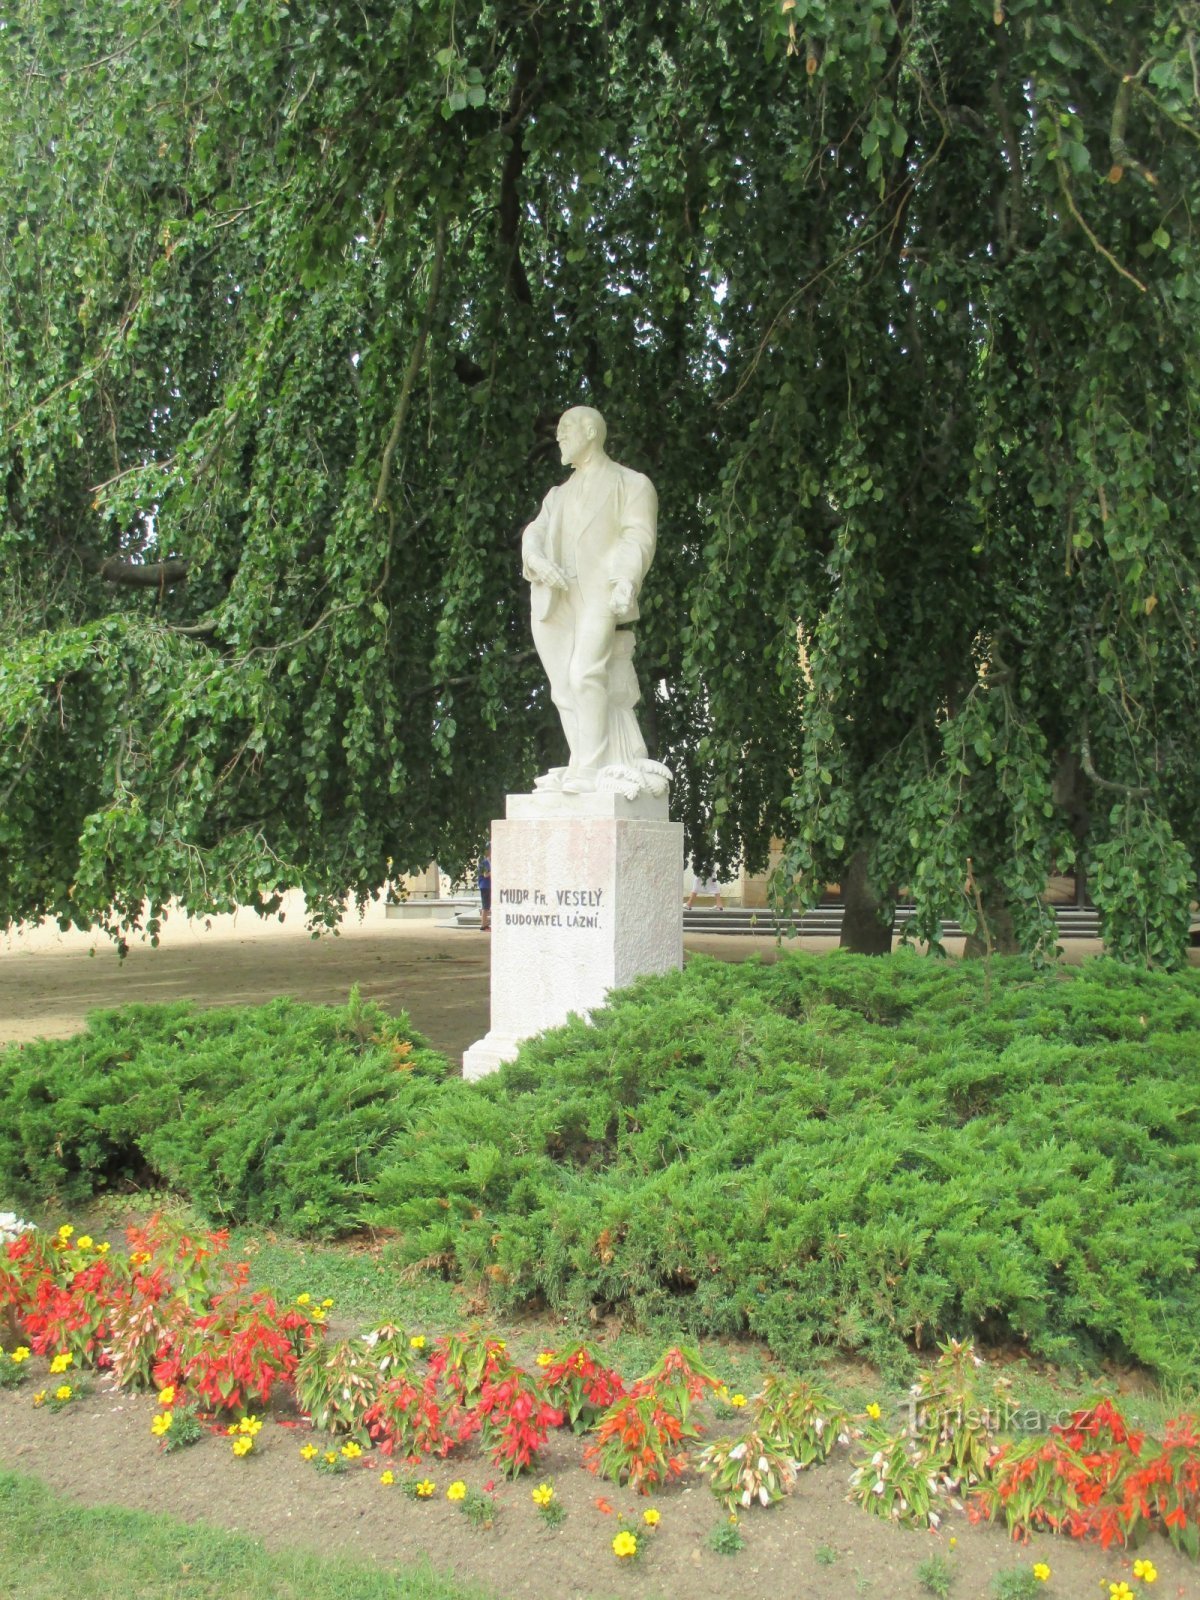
[962,878,1022,958]
[839,848,894,955]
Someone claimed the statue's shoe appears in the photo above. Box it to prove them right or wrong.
[533,768,568,792]
[561,769,598,794]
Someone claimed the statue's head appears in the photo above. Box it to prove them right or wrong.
[556,406,607,467]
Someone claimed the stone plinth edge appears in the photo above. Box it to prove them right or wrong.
[506,789,668,822]
[462,1031,528,1081]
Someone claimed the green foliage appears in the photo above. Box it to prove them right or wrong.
[367,953,1200,1381]
[990,1569,1040,1600]
[0,1346,30,1389]
[707,1517,747,1556]
[752,1375,849,1469]
[849,1424,945,1528]
[7,953,1200,1381]
[916,1554,955,1599]
[0,3,1197,961]
[228,1230,464,1330]
[699,1427,799,1512]
[0,995,447,1236]
[294,1334,401,1436]
[160,1404,205,1452]
[908,1339,1003,1493]
[456,1488,498,1532]
[532,1484,567,1529]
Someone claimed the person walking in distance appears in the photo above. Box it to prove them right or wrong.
[477,854,491,932]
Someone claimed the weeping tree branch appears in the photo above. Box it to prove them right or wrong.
[1109,71,1159,186]
[1079,716,1152,797]
[371,214,448,518]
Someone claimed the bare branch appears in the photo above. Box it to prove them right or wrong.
[1054,151,1147,293]
[85,553,190,588]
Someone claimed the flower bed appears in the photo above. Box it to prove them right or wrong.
[3,1214,1199,1581]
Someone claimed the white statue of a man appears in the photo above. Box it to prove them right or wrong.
[521,407,669,797]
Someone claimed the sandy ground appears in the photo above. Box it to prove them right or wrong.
[0,895,834,1065]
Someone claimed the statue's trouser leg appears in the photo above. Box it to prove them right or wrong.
[531,607,581,768]
[567,607,616,773]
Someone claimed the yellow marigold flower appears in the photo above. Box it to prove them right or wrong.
[57,1225,74,1240]
[76,1235,94,1250]
[340,1441,362,1459]
[1132,1561,1158,1585]
[536,1351,554,1367]
[416,1480,436,1498]
[232,1436,253,1457]
[321,1298,334,1308]
[1033,1564,1050,1582]
[300,1444,319,1460]
[531,1484,554,1507]
[446,1481,467,1501]
[151,1412,173,1437]
[730,1393,747,1407]
[324,1452,338,1465]
[948,1537,957,1550]
[32,1390,46,1406]
[158,1385,176,1407]
[1109,1584,1134,1600]
[55,1385,72,1401]
[410,1335,426,1349]
[380,1470,395,1486]
[310,1307,326,1322]
[865,1402,882,1420]
[49,1353,73,1374]
[239,1415,263,1436]
[295,1293,311,1306]
[129,1251,151,1266]
[11,1347,30,1364]
[642,1508,660,1527]
[97,1242,110,1254]
[612,1530,638,1559]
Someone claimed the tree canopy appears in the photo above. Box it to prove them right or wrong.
[1,0,1197,961]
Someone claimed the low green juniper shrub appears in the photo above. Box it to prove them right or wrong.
[5,954,1200,1382]
[0,992,446,1236]
[366,953,1200,1381]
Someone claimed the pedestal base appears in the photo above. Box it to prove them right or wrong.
[462,792,683,1079]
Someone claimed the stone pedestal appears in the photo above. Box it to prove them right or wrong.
[462,790,683,1079]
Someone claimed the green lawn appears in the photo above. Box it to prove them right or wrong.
[0,1470,495,1600]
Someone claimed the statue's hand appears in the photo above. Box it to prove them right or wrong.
[528,555,569,590]
[609,578,635,617]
